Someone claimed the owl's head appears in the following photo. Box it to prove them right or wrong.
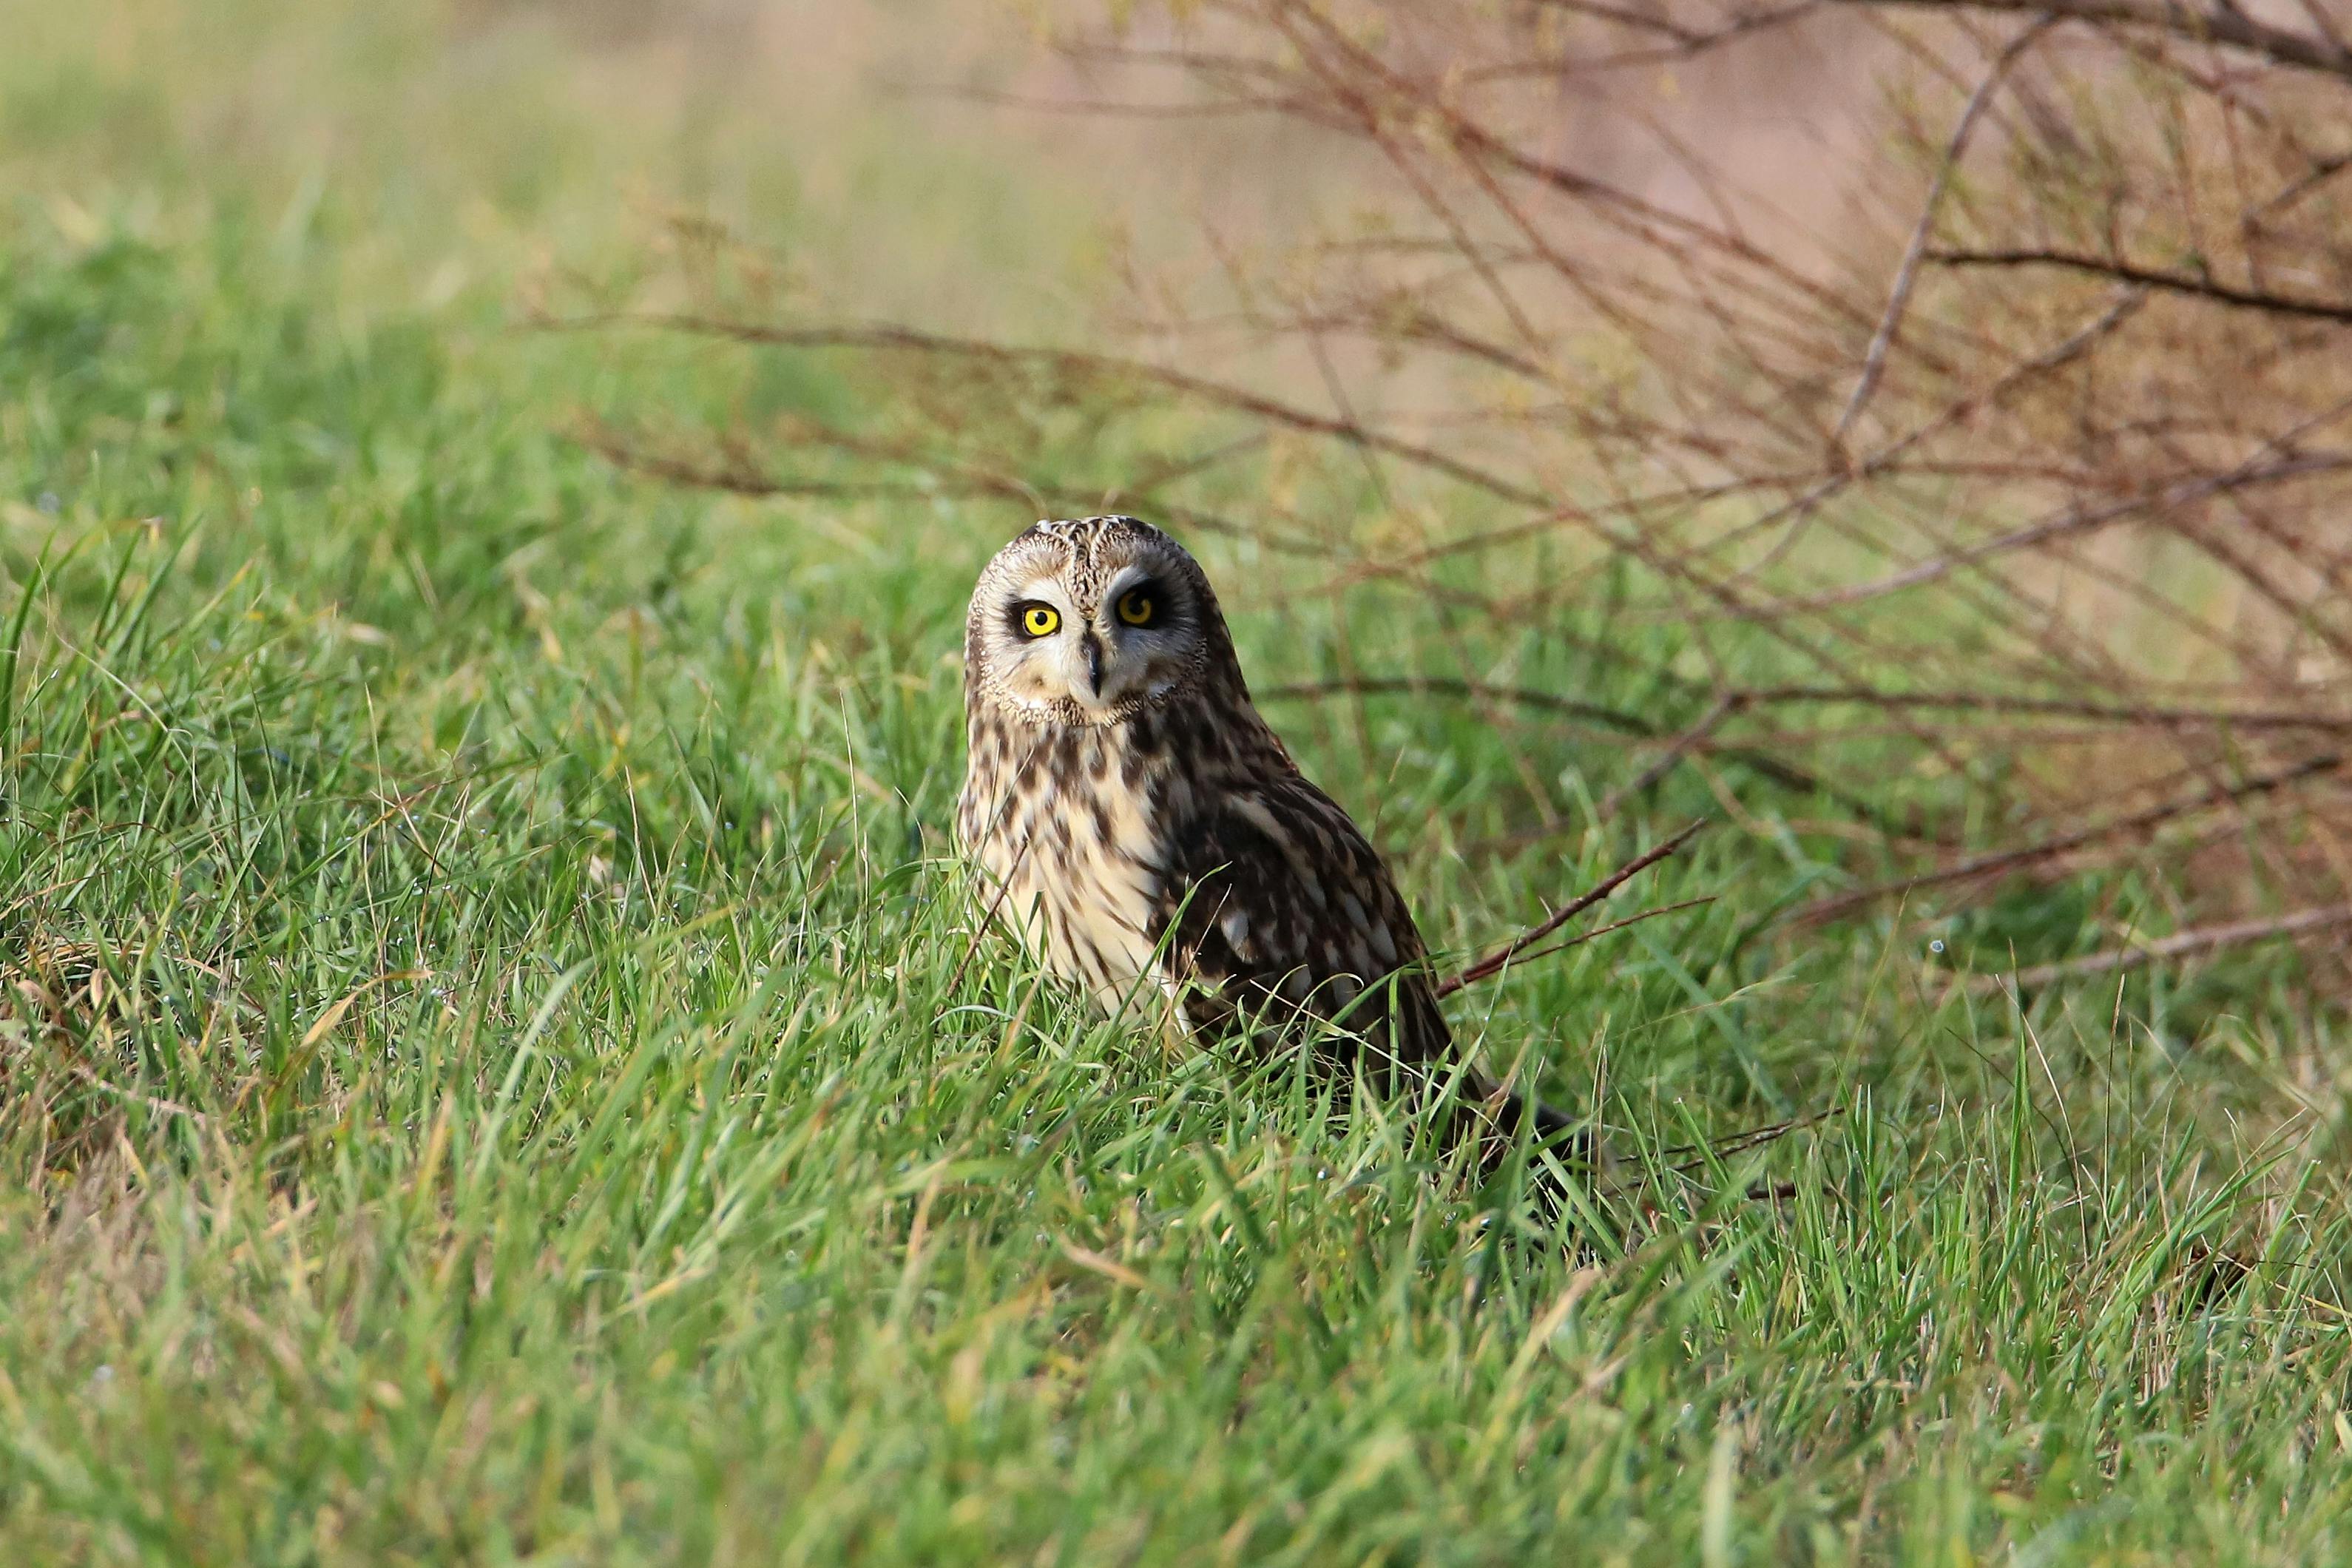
[964,516,1241,726]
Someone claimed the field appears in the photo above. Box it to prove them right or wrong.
[3,3,2349,1563]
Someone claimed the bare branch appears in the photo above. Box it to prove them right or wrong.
[1467,896,1720,979]
[1831,18,2060,452]
[1794,751,2343,924]
[543,311,1555,507]
[1254,677,1660,734]
[1599,695,1743,820]
[2248,149,2352,225]
[1994,902,2352,987]
[1752,446,2352,614]
[1734,683,2352,731]
[1842,0,2352,82]
[1438,821,1707,998]
[1929,246,2352,323]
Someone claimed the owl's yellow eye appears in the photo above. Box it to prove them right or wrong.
[1019,604,1060,638]
[1116,589,1157,627]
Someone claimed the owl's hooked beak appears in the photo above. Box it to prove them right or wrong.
[1079,628,1106,697]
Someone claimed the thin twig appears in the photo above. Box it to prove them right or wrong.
[1991,902,2352,987]
[541,311,1555,508]
[1661,1105,1848,1169]
[883,84,1307,119]
[1437,820,1706,998]
[1598,696,1743,820]
[1261,677,1913,829]
[1754,445,2352,615]
[2290,0,2352,65]
[1733,683,2352,732]
[2248,148,2352,221]
[1831,18,2058,452]
[1596,1107,1849,1207]
[572,419,1331,558]
[1794,751,2342,923]
[1842,0,2352,83]
[1929,246,2352,325]
[1256,677,1660,734]
[1459,896,1718,982]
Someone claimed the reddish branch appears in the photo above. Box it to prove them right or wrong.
[1842,0,2352,82]
[1928,247,2352,325]
[1997,902,2352,987]
[1733,684,2352,732]
[1831,18,2060,449]
[1794,751,2344,924]
[1437,821,1706,998]
[553,312,1555,509]
[1755,447,2352,614]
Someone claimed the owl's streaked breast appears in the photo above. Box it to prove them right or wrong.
[958,708,1189,1013]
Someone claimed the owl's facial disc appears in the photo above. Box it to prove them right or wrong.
[968,517,1229,726]
[986,565,1198,722]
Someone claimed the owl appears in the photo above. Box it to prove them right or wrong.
[956,515,1571,1149]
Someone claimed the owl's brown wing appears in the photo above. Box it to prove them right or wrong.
[1148,775,1590,1161]
[1147,773,1452,1084]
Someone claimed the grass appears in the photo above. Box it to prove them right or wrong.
[3,4,2351,1564]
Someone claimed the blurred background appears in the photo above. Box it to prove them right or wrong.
[9,0,2352,988]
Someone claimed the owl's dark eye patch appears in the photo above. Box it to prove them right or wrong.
[1115,579,1171,629]
[1010,601,1061,639]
